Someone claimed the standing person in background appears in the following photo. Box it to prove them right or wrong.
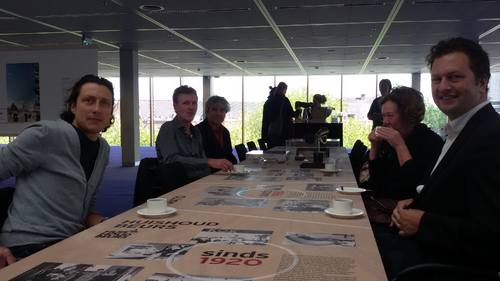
[368,79,392,129]
[0,75,114,261]
[310,94,333,122]
[196,95,237,172]
[261,82,299,148]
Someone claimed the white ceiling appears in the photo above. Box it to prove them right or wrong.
[1,0,500,77]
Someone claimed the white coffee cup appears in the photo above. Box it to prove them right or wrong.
[332,198,353,214]
[147,198,168,213]
[233,164,246,173]
[324,163,335,171]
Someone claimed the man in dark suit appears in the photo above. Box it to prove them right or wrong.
[386,37,500,277]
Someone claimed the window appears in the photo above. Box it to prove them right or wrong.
[152,77,180,141]
[139,77,152,146]
[243,76,275,143]
[181,76,203,123]
[212,76,243,144]
[308,75,342,121]
[420,73,447,134]
[99,73,444,149]
[377,73,412,91]
[101,77,120,145]
[275,75,307,107]
[341,75,376,147]
[489,73,500,114]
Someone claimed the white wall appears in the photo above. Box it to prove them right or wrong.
[0,48,97,135]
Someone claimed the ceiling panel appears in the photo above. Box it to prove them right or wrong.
[0,0,499,77]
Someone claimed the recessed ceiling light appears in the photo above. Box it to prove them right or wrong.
[139,5,165,12]
[376,56,389,60]
[234,60,247,63]
[327,49,335,52]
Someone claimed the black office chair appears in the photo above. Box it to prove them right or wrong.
[257,139,268,151]
[0,187,15,227]
[133,158,189,207]
[349,139,368,185]
[392,263,500,281]
[235,144,248,163]
[246,141,258,151]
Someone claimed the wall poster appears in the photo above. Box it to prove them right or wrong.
[6,63,40,123]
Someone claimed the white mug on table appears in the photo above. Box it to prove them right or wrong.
[332,198,353,214]
[146,198,168,213]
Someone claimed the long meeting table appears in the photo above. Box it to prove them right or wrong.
[0,146,387,281]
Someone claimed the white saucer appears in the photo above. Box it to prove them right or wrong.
[336,187,366,194]
[137,207,177,218]
[324,208,364,218]
[220,170,249,175]
[319,169,342,173]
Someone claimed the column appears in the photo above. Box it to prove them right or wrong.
[119,48,140,167]
[202,76,212,116]
[412,72,421,91]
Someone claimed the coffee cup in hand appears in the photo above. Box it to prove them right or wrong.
[147,198,168,213]
[332,198,353,214]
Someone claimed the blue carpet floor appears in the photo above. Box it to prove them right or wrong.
[94,146,156,217]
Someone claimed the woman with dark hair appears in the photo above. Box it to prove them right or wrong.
[261,82,299,148]
[310,94,332,122]
[196,95,237,171]
[364,86,443,202]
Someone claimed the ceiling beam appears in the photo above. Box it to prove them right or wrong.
[0,38,27,47]
[479,23,500,39]
[253,0,306,75]
[0,8,198,76]
[358,0,405,74]
[110,0,253,76]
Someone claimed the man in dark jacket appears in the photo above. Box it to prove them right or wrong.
[384,37,500,278]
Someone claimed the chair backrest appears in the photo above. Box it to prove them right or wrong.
[235,144,248,162]
[133,157,194,207]
[133,158,191,207]
[133,158,161,206]
[246,141,258,151]
[0,187,15,228]
[257,139,268,151]
[349,140,368,185]
[392,263,500,281]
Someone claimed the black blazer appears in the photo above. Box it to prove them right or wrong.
[196,120,237,165]
[414,104,500,269]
